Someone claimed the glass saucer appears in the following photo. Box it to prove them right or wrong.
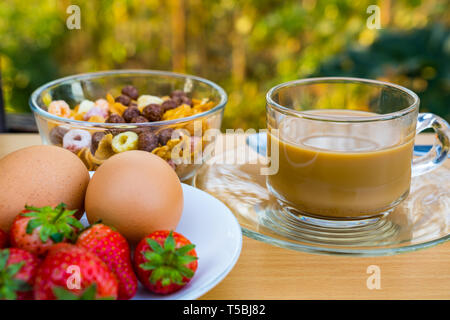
[192,138,450,256]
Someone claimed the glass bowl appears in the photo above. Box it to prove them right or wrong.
[29,70,227,181]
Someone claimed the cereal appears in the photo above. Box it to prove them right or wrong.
[142,104,164,122]
[161,99,178,111]
[122,106,141,122]
[106,114,125,123]
[158,128,175,146]
[109,102,128,116]
[87,115,106,123]
[151,137,183,160]
[69,110,84,121]
[122,85,139,100]
[115,95,131,106]
[48,100,71,118]
[47,87,216,173]
[138,131,159,152]
[78,100,95,114]
[192,100,215,114]
[95,98,110,112]
[137,95,163,110]
[43,92,52,106]
[63,129,92,153]
[49,126,69,145]
[171,91,192,106]
[162,104,193,120]
[95,133,115,160]
[77,148,96,171]
[91,132,105,153]
[171,90,186,98]
[106,93,115,105]
[130,115,149,123]
[84,106,108,121]
[111,131,139,153]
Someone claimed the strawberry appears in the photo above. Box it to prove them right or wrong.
[34,243,118,300]
[134,230,198,295]
[0,229,8,248]
[10,203,83,256]
[76,223,138,300]
[0,248,40,300]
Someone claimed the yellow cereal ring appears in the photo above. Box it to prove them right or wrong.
[111,131,139,153]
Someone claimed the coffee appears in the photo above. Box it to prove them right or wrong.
[267,110,415,218]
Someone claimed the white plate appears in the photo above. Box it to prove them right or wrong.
[82,177,242,300]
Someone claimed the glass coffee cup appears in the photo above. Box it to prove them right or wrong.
[266,77,450,227]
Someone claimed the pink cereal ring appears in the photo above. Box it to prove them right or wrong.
[95,99,110,112]
[48,100,71,118]
[63,129,92,153]
[83,106,109,121]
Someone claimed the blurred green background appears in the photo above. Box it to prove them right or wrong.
[1,0,449,131]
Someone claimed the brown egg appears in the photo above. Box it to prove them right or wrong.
[0,145,90,231]
[85,151,183,244]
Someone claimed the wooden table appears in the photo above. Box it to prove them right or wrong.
[1,133,449,299]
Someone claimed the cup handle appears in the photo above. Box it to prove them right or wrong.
[412,113,450,177]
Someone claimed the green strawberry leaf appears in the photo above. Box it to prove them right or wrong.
[142,232,198,287]
[53,287,79,300]
[143,251,163,265]
[66,217,84,230]
[26,219,43,234]
[176,254,197,266]
[164,231,176,252]
[178,265,195,279]
[145,238,164,254]
[175,243,195,256]
[50,233,64,243]
[0,250,9,270]
[5,261,25,277]
[0,251,31,300]
[53,284,115,300]
[139,262,157,271]
[23,203,81,244]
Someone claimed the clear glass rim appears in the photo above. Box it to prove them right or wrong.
[29,69,228,128]
[266,77,420,123]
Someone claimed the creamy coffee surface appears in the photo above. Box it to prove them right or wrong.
[267,110,415,217]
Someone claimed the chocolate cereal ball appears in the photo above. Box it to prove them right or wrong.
[121,85,139,100]
[122,106,141,123]
[115,95,131,106]
[158,128,175,146]
[170,90,192,106]
[106,114,125,123]
[138,131,159,152]
[142,104,164,122]
[130,116,149,123]
[161,99,178,111]
[171,90,186,98]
